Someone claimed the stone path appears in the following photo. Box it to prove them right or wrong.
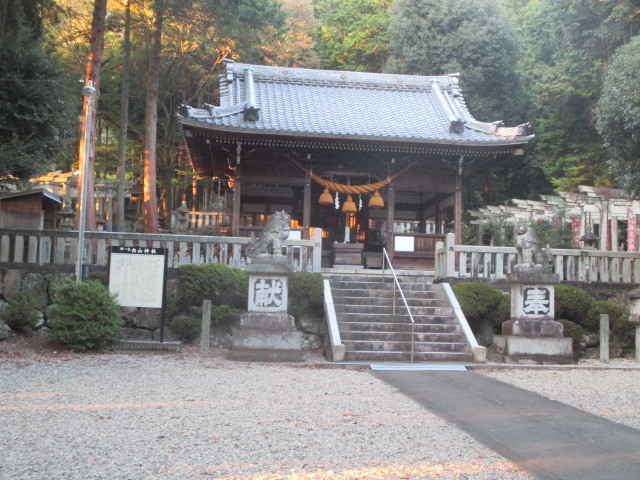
[372,369,640,480]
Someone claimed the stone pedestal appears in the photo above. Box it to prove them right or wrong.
[489,267,574,364]
[227,258,304,362]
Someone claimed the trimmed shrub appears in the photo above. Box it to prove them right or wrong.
[3,290,39,333]
[554,285,593,326]
[211,304,242,331]
[587,300,632,344]
[452,282,510,332]
[559,319,585,350]
[288,272,324,321]
[49,280,122,352]
[170,314,201,343]
[177,263,248,309]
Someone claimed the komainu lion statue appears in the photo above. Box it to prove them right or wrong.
[514,223,551,269]
[247,211,291,258]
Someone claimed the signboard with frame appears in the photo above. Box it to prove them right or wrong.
[108,246,167,308]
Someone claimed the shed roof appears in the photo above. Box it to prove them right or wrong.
[0,188,61,204]
[177,61,533,148]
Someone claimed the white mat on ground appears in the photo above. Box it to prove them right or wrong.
[370,364,467,371]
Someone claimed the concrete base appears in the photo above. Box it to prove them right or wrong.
[489,335,575,365]
[227,312,304,362]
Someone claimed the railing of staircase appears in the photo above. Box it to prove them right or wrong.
[382,248,416,363]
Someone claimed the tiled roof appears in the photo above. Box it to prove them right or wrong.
[178,61,533,146]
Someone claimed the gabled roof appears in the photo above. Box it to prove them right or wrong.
[177,61,533,148]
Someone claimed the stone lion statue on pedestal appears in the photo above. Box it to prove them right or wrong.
[247,211,291,259]
[514,223,551,269]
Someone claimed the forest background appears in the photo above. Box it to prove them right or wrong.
[1,0,640,233]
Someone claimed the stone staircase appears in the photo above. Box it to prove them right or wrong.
[327,273,473,362]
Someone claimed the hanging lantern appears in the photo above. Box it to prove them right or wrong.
[342,195,357,213]
[368,190,385,209]
[318,187,333,205]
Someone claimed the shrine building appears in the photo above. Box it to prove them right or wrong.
[177,60,533,269]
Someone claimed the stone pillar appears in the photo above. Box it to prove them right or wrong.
[227,259,303,362]
[489,267,574,364]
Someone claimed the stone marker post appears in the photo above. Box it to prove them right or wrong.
[600,314,609,362]
[200,299,211,354]
[489,223,574,364]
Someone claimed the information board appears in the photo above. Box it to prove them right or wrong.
[108,246,167,308]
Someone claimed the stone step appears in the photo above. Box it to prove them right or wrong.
[337,321,460,334]
[330,289,438,300]
[343,350,474,362]
[334,304,453,316]
[343,339,470,353]
[336,312,457,324]
[340,330,466,343]
[330,281,436,292]
[332,298,447,310]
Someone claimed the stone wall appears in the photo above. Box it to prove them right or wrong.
[0,264,324,350]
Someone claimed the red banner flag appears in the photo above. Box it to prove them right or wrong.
[628,207,636,252]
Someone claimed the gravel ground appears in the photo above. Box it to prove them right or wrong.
[1,337,639,480]
[0,345,528,480]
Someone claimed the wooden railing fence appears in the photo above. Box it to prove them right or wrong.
[0,228,323,273]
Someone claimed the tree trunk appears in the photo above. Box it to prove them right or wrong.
[77,0,106,232]
[116,0,131,232]
[143,0,164,233]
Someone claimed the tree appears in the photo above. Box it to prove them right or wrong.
[142,0,164,233]
[510,0,640,191]
[387,0,524,123]
[313,0,391,72]
[596,35,640,196]
[77,0,107,232]
[115,0,132,232]
[0,0,77,187]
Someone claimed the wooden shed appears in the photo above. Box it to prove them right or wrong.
[0,188,62,230]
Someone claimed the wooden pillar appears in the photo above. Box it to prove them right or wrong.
[611,217,619,252]
[435,194,442,234]
[454,174,463,246]
[303,156,311,239]
[599,199,609,251]
[232,143,242,237]
[191,179,197,211]
[387,185,395,261]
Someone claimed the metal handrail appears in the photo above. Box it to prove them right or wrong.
[381,248,416,363]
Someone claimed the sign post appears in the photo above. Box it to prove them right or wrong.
[108,246,168,342]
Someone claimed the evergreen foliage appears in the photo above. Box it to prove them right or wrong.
[388,0,524,123]
[587,300,632,343]
[170,313,201,343]
[0,0,78,187]
[554,285,593,326]
[558,319,585,349]
[596,35,640,196]
[211,304,243,331]
[288,272,324,321]
[177,263,248,309]
[313,0,391,72]
[511,0,639,191]
[2,290,39,333]
[451,282,510,332]
[48,280,122,352]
